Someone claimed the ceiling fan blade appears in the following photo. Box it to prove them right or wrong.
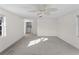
[29,10,37,12]
[47,8,58,12]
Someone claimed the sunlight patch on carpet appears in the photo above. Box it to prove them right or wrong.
[27,37,48,47]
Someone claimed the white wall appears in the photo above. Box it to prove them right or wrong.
[57,10,79,49]
[0,8,24,52]
[24,17,56,36]
[32,19,37,35]
[37,17,57,36]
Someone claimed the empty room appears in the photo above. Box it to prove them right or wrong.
[0,4,79,55]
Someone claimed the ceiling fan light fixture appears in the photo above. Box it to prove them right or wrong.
[37,12,44,18]
[29,5,58,18]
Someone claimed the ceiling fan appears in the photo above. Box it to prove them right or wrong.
[29,4,58,18]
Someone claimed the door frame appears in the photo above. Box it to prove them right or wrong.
[24,19,32,35]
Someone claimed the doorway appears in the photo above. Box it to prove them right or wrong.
[24,19,33,35]
[26,22,32,34]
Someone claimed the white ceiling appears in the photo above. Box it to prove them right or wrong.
[0,4,79,19]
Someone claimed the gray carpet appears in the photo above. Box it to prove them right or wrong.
[1,35,79,55]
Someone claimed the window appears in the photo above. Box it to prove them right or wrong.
[0,16,6,37]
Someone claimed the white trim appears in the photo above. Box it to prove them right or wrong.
[3,16,6,37]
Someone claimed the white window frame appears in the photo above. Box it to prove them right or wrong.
[0,16,6,37]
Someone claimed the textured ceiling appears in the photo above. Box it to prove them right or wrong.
[0,4,79,19]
